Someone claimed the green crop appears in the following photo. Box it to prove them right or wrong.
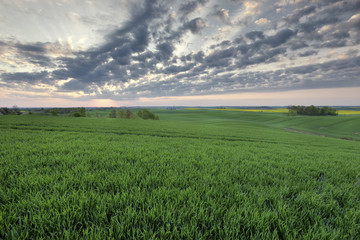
[1,113,359,239]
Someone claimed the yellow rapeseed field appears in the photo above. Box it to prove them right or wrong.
[337,110,360,115]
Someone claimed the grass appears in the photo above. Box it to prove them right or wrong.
[186,107,360,115]
[215,108,289,113]
[1,112,360,239]
[154,109,360,140]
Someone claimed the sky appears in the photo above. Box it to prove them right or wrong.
[0,0,360,107]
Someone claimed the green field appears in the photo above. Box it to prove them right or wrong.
[155,109,360,141]
[1,110,360,239]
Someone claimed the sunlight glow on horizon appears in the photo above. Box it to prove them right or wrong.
[2,87,359,108]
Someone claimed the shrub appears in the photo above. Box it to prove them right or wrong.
[288,105,338,116]
[136,109,160,120]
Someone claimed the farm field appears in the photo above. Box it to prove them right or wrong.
[155,109,360,141]
[1,111,360,239]
[185,107,360,115]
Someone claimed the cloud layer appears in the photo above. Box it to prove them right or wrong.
[1,0,360,101]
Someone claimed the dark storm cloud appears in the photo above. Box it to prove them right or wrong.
[183,17,207,34]
[282,0,360,50]
[283,5,316,24]
[245,31,265,41]
[163,63,196,74]
[156,42,174,61]
[237,29,296,54]
[204,28,296,70]
[97,56,360,100]
[288,40,308,50]
[262,29,297,48]
[180,53,193,62]
[285,56,360,76]
[285,65,317,75]
[4,41,54,55]
[133,51,154,62]
[152,27,299,87]
[179,1,198,16]
[111,49,132,65]
[298,15,339,35]
[0,71,50,84]
[14,42,47,53]
[298,50,318,57]
[204,47,236,64]
[232,29,296,66]
[179,0,208,18]
[193,51,205,63]
[0,40,59,68]
[320,40,347,48]
[26,54,54,67]
[55,0,169,91]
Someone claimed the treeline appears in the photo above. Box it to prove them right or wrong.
[0,106,21,115]
[288,105,338,116]
[47,108,86,117]
[109,109,159,120]
[109,109,135,119]
[0,107,87,117]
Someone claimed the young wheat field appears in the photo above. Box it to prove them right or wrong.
[1,110,360,239]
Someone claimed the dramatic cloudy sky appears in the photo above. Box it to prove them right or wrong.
[1,0,360,107]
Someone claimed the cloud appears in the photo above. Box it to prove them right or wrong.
[245,31,265,41]
[244,1,259,15]
[0,41,64,68]
[156,42,175,61]
[283,5,316,24]
[163,63,196,74]
[263,29,297,47]
[53,0,168,91]
[214,8,232,25]
[193,51,205,63]
[183,17,207,34]
[14,42,47,53]
[95,56,360,100]
[178,0,209,19]
[1,0,360,102]
[298,50,318,57]
[1,71,51,85]
[255,18,270,25]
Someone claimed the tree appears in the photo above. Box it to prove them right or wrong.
[288,105,338,116]
[69,107,86,117]
[125,109,135,119]
[0,107,11,115]
[78,107,86,117]
[136,109,159,120]
[305,105,319,116]
[50,109,58,116]
[12,105,21,115]
[116,109,125,118]
[288,109,297,116]
[136,110,143,119]
[109,109,116,118]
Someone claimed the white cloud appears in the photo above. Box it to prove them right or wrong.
[244,1,259,15]
[255,18,270,25]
